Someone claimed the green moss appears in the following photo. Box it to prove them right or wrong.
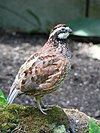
[0,104,69,133]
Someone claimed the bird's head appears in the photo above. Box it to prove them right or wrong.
[49,24,72,41]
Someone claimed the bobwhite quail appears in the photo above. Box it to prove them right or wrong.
[7,24,72,114]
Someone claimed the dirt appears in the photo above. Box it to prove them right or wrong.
[0,31,100,119]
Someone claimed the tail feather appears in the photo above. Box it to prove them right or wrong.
[7,88,20,105]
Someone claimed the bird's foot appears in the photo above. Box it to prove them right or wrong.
[42,105,52,110]
[36,99,53,115]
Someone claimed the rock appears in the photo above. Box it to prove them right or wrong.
[95,110,100,118]
[0,104,70,133]
[0,104,100,133]
[64,109,89,133]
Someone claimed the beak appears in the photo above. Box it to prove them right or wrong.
[68,28,72,33]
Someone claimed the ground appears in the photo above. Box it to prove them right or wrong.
[0,31,100,119]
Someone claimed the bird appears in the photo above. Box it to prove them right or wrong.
[7,24,72,114]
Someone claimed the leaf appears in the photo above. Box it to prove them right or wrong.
[26,9,41,26]
[68,18,100,37]
[89,118,100,133]
[0,89,7,106]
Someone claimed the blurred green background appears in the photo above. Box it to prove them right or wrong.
[0,0,100,36]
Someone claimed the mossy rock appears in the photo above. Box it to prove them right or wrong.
[0,104,70,133]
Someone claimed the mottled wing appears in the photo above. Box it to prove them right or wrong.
[17,52,68,94]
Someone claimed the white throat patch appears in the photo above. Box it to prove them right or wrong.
[58,32,69,39]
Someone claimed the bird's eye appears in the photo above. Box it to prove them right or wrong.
[61,28,65,31]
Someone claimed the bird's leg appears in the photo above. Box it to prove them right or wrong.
[40,99,46,108]
[36,98,47,115]
[40,99,52,111]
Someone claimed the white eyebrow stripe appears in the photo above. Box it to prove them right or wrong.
[49,26,69,38]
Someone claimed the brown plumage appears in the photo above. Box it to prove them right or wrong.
[7,24,72,114]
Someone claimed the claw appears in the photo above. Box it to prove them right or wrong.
[41,99,52,110]
[36,99,47,115]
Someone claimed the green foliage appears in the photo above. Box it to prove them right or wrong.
[26,9,42,32]
[89,118,100,133]
[0,0,85,33]
[69,18,100,37]
[27,9,41,29]
[0,90,7,106]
